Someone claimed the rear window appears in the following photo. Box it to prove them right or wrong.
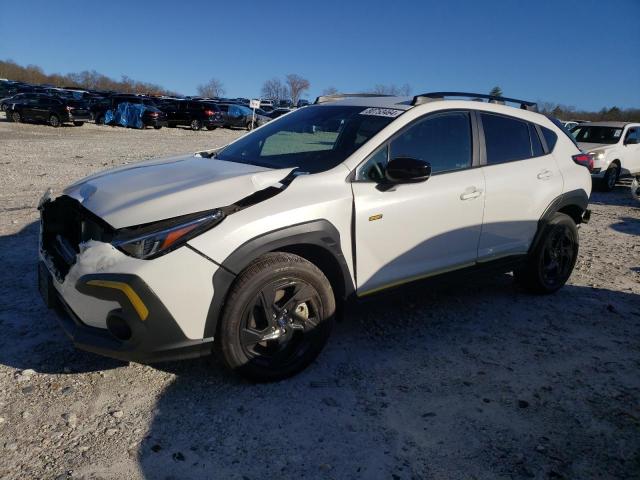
[481,113,533,164]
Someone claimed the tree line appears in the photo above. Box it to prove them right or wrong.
[0,59,179,96]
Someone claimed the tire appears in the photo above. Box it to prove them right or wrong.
[205,126,216,131]
[216,252,335,382]
[12,111,21,123]
[73,121,84,127]
[95,114,105,125]
[1,104,6,112]
[599,163,620,192]
[191,119,202,131]
[631,176,640,202]
[153,125,162,130]
[515,212,579,294]
[49,114,60,128]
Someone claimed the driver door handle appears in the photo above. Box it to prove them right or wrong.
[460,186,482,200]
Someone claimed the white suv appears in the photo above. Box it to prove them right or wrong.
[38,92,592,381]
[572,122,640,191]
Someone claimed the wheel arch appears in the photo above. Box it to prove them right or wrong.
[202,220,355,339]
[529,188,589,254]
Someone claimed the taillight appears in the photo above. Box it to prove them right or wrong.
[204,109,214,116]
[572,153,594,172]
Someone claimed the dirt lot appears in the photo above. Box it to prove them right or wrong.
[0,117,639,480]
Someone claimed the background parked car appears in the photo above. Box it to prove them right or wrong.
[217,103,270,130]
[92,95,167,129]
[296,99,310,108]
[8,94,91,127]
[161,100,224,130]
[266,107,294,119]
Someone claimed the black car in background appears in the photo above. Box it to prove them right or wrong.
[8,94,91,127]
[217,103,270,130]
[92,95,167,129]
[160,100,224,130]
[267,107,294,119]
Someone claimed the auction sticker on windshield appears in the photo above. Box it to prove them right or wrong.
[359,107,403,118]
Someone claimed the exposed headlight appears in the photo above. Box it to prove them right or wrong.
[113,209,224,259]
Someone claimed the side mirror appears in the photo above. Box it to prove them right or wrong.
[385,157,431,183]
[625,137,638,145]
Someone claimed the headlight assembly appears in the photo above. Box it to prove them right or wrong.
[112,209,224,259]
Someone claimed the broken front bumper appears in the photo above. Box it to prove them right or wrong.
[39,261,214,363]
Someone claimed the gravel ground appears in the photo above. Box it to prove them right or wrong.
[0,117,639,480]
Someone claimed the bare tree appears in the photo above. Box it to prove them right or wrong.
[286,74,310,105]
[197,78,225,98]
[261,78,288,101]
[322,86,339,96]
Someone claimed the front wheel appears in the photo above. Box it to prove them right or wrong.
[599,163,620,192]
[73,121,84,127]
[153,125,162,130]
[191,119,202,131]
[49,114,60,128]
[216,253,335,382]
[515,212,578,294]
[205,126,216,131]
[12,111,22,123]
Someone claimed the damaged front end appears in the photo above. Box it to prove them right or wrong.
[39,194,116,282]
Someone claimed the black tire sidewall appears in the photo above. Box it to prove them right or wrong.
[531,214,579,293]
[49,115,60,127]
[601,164,619,191]
[217,254,335,381]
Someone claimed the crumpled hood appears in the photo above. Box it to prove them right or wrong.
[577,142,615,152]
[63,154,293,228]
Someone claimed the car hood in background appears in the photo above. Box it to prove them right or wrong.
[63,154,292,228]
[577,142,616,152]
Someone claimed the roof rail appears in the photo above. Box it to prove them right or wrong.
[411,91,537,111]
[313,93,393,104]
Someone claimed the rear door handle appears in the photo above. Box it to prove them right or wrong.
[460,187,482,200]
[537,169,553,180]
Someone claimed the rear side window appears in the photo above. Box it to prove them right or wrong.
[541,127,558,152]
[481,113,532,164]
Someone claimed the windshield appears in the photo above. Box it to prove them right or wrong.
[215,105,400,173]
[571,125,623,144]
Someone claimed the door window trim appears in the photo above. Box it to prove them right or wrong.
[352,108,480,183]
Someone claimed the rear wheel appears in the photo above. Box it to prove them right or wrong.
[12,111,21,123]
[73,121,84,127]
[599,163,620,192]
[191,119,202,131]
[153,125,162,130]
[216,253,335,381]
[515,212,578,294]
[206,126,216,131]
[95,114,105,125]
[49,114,60,128]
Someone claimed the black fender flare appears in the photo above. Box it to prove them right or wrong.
[528,188,589,255]
[202,219,355,338]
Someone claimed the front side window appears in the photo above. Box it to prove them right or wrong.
[571,125,623,144]
[216,105,397,173]
[625,128,638,143]
[481,113,533,164]
[357,111,472,181]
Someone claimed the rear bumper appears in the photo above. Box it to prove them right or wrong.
[144,118,168,127]
[40,262,214,363]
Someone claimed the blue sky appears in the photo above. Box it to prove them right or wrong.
[1,0,638,110]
